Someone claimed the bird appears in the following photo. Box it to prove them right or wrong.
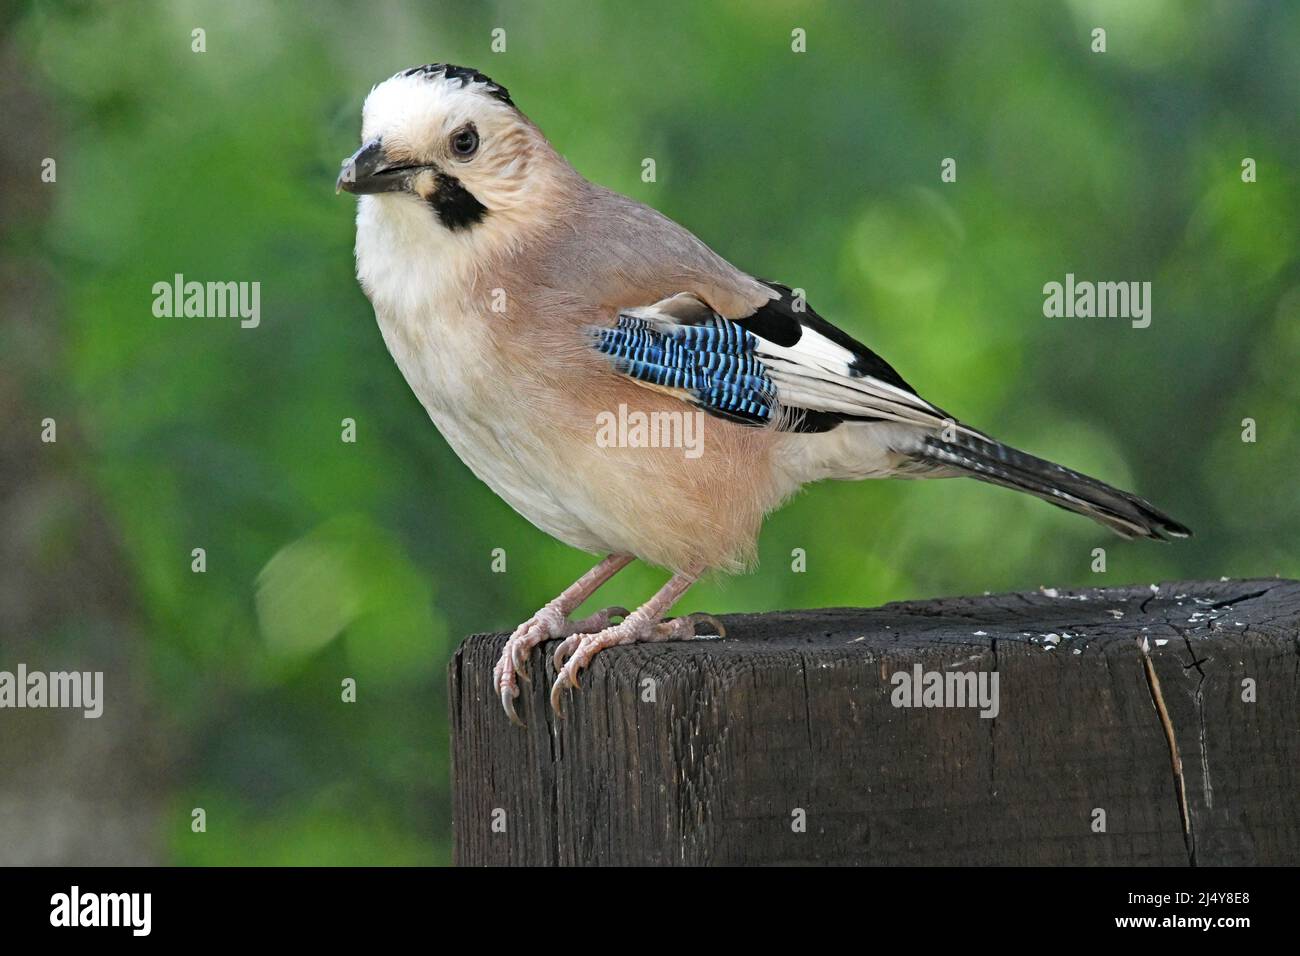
[337,64,1191,726]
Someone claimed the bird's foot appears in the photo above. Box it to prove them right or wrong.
[549,611,725,716]
[493,603,628,726]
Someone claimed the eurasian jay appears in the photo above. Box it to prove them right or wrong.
[337,64,1190,726]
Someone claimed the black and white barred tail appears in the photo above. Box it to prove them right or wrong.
[915,432,1192,540]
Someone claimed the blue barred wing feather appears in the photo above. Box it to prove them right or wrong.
[592,312,778,425]
[590,282,954,434]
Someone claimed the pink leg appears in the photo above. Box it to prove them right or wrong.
[550,564,724,717]
[493,554,634,726]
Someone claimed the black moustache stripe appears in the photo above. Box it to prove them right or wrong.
[429,173,488,231]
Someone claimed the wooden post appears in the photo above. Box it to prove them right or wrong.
[450,578,1299,866]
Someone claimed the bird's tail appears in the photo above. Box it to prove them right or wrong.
[912,431,1192,540]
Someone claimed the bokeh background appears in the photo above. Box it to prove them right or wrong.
[1,0,1296,864]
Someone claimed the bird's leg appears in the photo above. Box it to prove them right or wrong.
[493,553,634,725]
[550,564,721,716]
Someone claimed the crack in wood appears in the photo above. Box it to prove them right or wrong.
[1136,636,1195,865]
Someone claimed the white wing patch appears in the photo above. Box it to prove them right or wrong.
[752,326,952,430]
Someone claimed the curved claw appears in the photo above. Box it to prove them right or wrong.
[687,612,726,638]
[552,634,581,670]
[549,673,569,717]
[502,686,525,728]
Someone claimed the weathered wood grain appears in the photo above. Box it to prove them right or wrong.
[450,579,1299,866]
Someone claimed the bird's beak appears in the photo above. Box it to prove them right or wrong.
[336,139,427,195]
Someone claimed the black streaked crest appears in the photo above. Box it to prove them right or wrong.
[398,63,515,108]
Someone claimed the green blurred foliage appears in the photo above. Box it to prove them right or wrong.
[5,0,1298,864]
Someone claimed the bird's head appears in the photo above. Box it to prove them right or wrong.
[337,64,568,236]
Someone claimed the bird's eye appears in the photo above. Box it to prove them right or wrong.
[450,126,479,159]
